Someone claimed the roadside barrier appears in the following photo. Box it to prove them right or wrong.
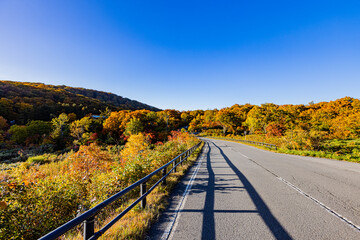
[213,137,277,150]
[39,142,202,240]
[237,139,277,150]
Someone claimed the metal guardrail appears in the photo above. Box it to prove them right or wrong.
[39,142,202,240]
[214,137,277,150]
[237,139,277,150]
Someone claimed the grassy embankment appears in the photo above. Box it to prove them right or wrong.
[203,134,360,163]
[0,132,203,240]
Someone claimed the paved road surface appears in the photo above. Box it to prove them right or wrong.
[147,138,360,240]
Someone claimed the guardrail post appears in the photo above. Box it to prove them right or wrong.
[180,155,183,166]
[83,216,95,240]
[162,167,167,186]
[173,159,177,172]
[140,182,147,209]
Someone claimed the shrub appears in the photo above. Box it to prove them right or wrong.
[266,123,285,137]
[27,154,57,165]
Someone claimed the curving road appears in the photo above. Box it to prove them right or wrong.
[147,138,360,240]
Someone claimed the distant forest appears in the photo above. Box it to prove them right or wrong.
[1,80,359,162]
[0,81,160,124]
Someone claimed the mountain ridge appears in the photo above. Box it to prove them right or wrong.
[0,80,160,124]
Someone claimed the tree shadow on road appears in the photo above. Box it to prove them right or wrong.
[211,142,293,240]
[201,142,215,240]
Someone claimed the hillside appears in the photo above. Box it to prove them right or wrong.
[0,80,160,124]
[54,85,159,111]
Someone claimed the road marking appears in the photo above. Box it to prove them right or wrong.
[277,176,360,232]
[161,144,208,240]
[237,151,360,233]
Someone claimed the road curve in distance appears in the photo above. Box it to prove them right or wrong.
[147,138,360,240]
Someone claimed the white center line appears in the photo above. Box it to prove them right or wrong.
[237,151,360,233]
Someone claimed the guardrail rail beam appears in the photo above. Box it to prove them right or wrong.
[38,142,202,240]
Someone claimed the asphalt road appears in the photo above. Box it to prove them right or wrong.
[147,138,360,240]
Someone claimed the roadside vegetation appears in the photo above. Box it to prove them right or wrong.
[68,141,204,240]
[1,89,360,239]
[189,97,360,163]
[0,104,202,239]
[207,134,360,163]
[0,131,200,239]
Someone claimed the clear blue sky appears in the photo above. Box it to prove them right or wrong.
[1,1,359,110]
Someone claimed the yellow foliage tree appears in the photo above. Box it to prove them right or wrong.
[103,110,129,134]
[120,133,150,164]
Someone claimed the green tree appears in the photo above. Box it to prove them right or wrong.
[125,118,144,136]
[26,120,52,145]
[27,120,52,136]
[9,125,29,145]
[70,116,92,145]
[51,113,70,148]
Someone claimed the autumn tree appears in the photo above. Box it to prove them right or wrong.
[203,110,219,129]
[245,104,279,134]
[120,133,150,164]
[103,110,129,135]
[265,123,285,137]
[0,116,7,143]
[67,113,77,122]
[188,114,204,132]
[157,110,181,131]
[328,98,360,139]
[50,113,70,148]
[0,116,8,130]
[51,113,69,138]
[216,108,242,134]
[278,104,306,130]
[180,112,193,126]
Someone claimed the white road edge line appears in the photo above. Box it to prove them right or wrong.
[160,144,207,240]
[237,151,360,233]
